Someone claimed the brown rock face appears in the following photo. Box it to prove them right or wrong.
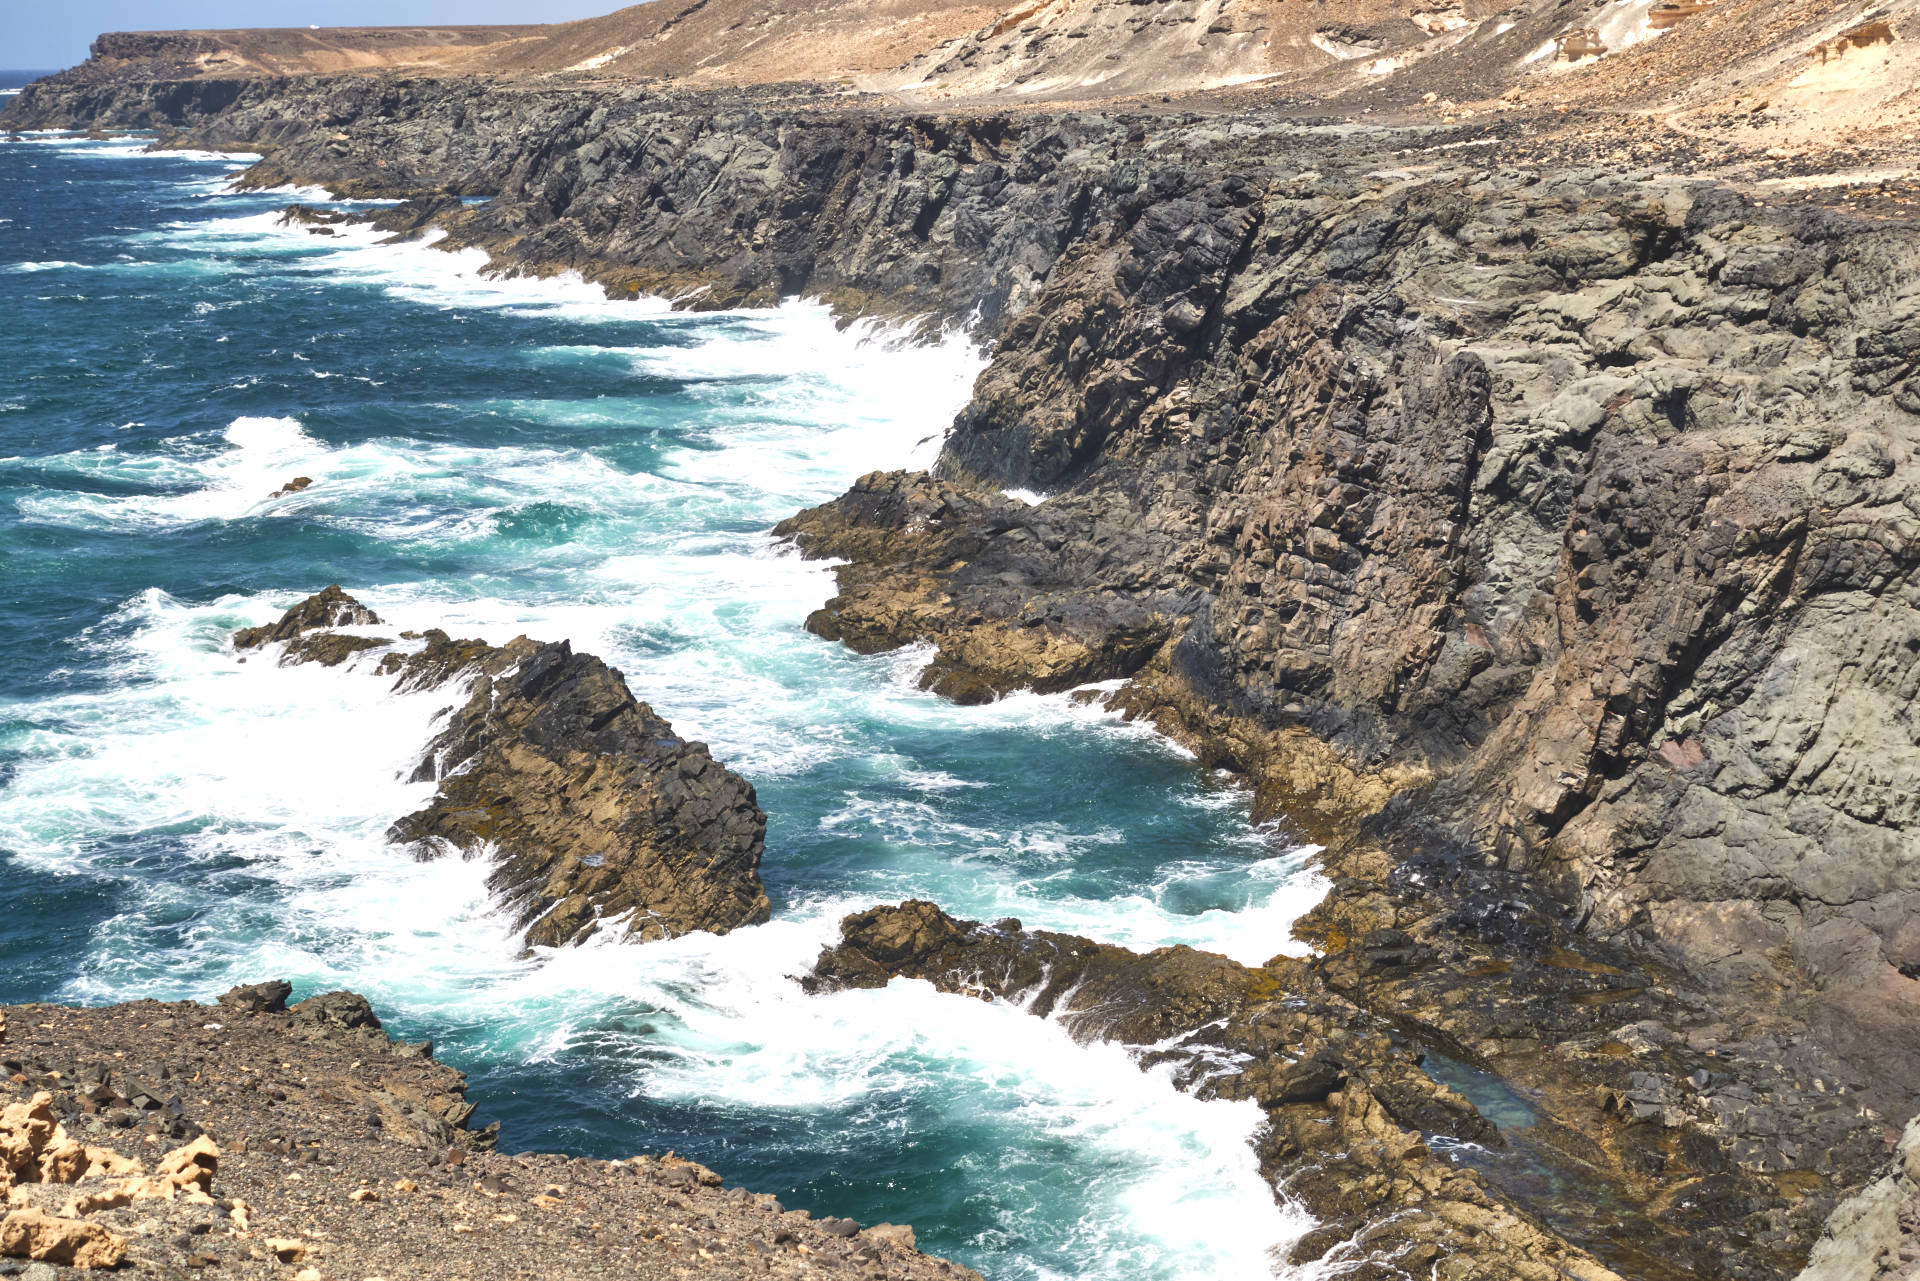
[774,154,1920,1154]
[231,583,381,650]
[234,590,770,948]
[0,1208,125,1269]
[0,1089,232,1269]
[383,633,772,947]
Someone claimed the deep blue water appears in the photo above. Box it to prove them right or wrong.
[1,71,58,92]
[0,135,1321,1278]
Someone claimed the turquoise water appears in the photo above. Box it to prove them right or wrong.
[0,135,1324,1279]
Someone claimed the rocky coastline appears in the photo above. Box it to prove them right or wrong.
[7,48,1920,1281]
[807,901,1622,1280]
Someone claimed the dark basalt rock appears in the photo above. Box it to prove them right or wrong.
[215,981,292,1015]
[382,633,772,948]
[288,991,383,1031]
[232,589,771,948]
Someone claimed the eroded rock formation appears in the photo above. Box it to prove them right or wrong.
[234,588,771,947]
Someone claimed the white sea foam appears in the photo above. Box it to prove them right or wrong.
[0,588,488,997]
[9,414,693,538]
[8,137,256,164]
[499,918,1308,1280]
[155,211,681,320]
[3,583,1311,1277]
[0,148,1339,1278]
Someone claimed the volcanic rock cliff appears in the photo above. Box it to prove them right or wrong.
[234,588,771,948]
[8,24,1920,1280]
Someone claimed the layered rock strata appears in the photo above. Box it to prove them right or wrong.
[770,131,1920,1130]
[0,991,964,1280]
[234,589,771,947]
[6,61,1918,1281]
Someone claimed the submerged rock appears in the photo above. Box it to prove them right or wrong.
[233,589,771,948]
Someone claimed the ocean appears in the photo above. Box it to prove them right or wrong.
[0,132,1322,1279]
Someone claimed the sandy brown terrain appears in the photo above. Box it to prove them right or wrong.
[69,0,1920,146]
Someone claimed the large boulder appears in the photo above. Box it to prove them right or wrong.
[233,590,771,948]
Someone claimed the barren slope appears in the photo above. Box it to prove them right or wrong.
[55,0,1920,129]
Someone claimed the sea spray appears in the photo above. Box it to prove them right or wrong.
[0,135,1322,1279]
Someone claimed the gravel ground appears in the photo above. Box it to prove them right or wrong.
[2,990,977,1281]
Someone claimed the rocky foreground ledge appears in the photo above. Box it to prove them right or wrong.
[233,588,770,949]
[1,988,959,1279]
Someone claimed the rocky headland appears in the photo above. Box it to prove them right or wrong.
[233,587,771,949]
[7,4,1920,1276]
[0,989,960,1278]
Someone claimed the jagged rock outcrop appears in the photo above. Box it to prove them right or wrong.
[809,901,1621,1281]
[234,588,771,947]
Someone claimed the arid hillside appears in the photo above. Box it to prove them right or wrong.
[63,0,1920,137]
